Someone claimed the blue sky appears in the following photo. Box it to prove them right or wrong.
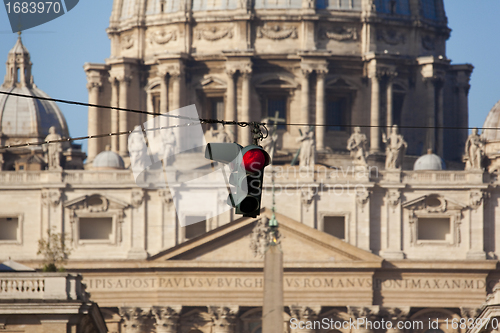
[0,0,499,154]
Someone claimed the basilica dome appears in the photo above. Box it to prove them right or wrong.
[0,36,69,141]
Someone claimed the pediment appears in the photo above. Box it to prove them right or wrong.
[199,76,226,89]
[150,209,383,265]
[64,194,129,212]
[402,194,467,212]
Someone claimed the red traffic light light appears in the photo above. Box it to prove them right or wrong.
[242,149,267,172]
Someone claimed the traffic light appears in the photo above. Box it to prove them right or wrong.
[205,143,270,217]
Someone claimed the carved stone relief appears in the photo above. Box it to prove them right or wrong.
[377,29,406,45]
[422,35,436,50]
[121,34,135,49]
[257,24,298,40]
[150,29,177,45]
[320,26,358,41]
[195,26,233,41]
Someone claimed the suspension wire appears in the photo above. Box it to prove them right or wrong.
[0,122,202,150]
[0,90,496,131]
[0,90,498,151]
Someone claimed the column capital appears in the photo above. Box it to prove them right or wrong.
[226,61,252,76]
[116,74,133,84]
[158,63,184,78]
[152,306,182,333]
[119,307,150,333]
[376,67,398,80]
[208,306,239,333]
[86,81,102,93]
[379,306,410,321]
[289,305,321,320]
[348,306,379,320]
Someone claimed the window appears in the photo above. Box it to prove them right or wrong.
[0,217,19,241]
[185,217,207,240]
[376,0,410,15]
[209,97,224,129]
[323,216,345,239]
[421,0,436,19]
[79,217,113,241]
[326,97,349,131]
[266,97,287,130]
[417,217,450,241]
[152,93,161,114]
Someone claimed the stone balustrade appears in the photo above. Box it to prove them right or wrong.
[0,273,87,301]
[0,169,490,186]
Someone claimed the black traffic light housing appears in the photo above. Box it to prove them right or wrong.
[205,143,270,217]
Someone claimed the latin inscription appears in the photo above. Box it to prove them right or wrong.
[83,276,487,291]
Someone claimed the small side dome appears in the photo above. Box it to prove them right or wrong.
[482,100,500,141]
[414,149,446,170]
[93,146,125,170]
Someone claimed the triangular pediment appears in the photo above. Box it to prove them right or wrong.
[200,76,226,89]
[402,194,467,212]
[150,209,382,265]
[64,194,129,211]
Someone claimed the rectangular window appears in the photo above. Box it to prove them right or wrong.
[152,93,161,114]
[79,217,113,240]
[0,217,19,241]
[417,217,450,241]
[323,216,345,239]
[210,98,225,128]
[267,97,287,130]
[185,217,207,239]
[421,0,438,19]
[326,97,348,131]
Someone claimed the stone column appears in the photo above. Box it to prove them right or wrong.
[289,306,321,333]
[226,68,237,142]
[435,79,444,157]
[128,189,148,259]
[315,70,327,151]
[239,69,252,146]
[171,71,181,112]
[209,306,239,333]
[119,307,149,333]
[147,90,155,124]
[382,189,404,259]
[86,80,102,162]
[300,69,311,126]
[152,306,182,333]
[467,191,486,259]
[109,76,119,153]
[386,77,393,129]
[355,190,370,250]
[119,75,131,157]
[370,75,380,152]
[160,71,168,114]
